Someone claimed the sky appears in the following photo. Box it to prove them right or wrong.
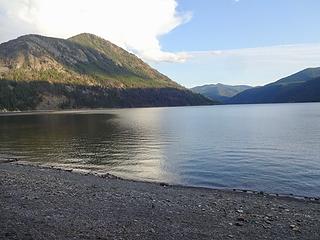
[1,0,320,87]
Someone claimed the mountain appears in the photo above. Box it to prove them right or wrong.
[227,67,320,104]
[0,33,213,111]
[272,67,320,86]
[191,83,252,103]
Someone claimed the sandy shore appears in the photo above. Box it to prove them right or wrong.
[0,162,320,240]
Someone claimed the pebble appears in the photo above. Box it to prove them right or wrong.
[290,225,300,231]
[71,169,91,175]
[264,220,272,225]
[159,183,169,187]
[262,224,271,229]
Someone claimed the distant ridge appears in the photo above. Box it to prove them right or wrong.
[227,67,320,104]
[191,83,252,103]
[0,33,213,110]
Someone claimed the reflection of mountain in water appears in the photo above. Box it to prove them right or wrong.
[0,111,177,182]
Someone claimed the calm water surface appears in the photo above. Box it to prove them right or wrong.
[1,103,320,197]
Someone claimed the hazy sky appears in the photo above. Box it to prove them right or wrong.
[1,0,320,87]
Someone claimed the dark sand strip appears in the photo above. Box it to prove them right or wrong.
[0,163,319,240]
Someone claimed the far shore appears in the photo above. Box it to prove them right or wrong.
[1,102,320,116]
[1,160,319,240]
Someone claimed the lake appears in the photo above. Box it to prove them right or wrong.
[1,103,320,197]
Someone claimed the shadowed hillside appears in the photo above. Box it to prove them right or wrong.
[0,80,211,110]
[228,68,320,104]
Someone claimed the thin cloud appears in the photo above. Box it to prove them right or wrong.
[188,43,320,61]
[153,43,320,87]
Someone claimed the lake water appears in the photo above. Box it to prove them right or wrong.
[1,103,320,197]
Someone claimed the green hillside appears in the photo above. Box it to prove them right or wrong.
[191,83,252,103]
[0,34,213,111]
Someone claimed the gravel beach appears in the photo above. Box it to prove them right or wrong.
[1,162,320,240]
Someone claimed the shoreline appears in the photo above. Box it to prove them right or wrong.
[1,160,320,239]
[8,159,320,202]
